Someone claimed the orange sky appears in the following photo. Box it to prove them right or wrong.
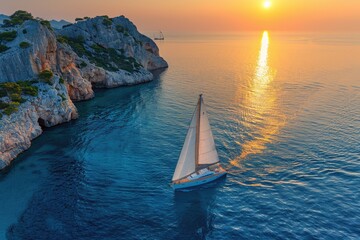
[1,0,360,32]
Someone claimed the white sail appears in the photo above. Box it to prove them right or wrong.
[172,106,198,181]
[198,98,220,165]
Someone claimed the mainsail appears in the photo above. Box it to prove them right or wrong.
[172,95,219,181]
[198,98,220,166]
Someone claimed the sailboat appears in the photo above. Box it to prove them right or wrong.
[171,94,227,190]
[154,31,164,40]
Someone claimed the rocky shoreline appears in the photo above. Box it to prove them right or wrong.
[0,11,168,169]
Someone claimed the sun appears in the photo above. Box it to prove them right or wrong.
[263,1,272,9]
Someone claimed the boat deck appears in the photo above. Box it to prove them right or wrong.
[173,163,226,184]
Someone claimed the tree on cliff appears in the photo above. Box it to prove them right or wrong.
[2,10,33,27]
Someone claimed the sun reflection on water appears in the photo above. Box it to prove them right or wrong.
[231,31,286,167]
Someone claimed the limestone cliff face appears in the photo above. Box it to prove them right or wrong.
[0,14,167,169]
[0,78,77,169]
[0,20,94,101]
[58,16,168,88]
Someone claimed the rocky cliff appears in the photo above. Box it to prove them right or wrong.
[0,11,167,169]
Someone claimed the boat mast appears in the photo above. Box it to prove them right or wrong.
[195,94,202,169]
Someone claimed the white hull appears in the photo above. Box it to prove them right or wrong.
[172,163,227,190]
[172,171,226,190]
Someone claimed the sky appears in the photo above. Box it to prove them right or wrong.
[1,0,360,32]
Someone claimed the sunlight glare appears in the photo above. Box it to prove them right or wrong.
[263,1,272,9]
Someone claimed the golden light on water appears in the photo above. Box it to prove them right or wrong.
[231,31,286,167]
[255,31,270,84]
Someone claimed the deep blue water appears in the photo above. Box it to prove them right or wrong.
[1,32,360,239]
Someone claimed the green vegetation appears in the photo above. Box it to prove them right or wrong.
[0,31,17,43]
[10,93,26,103]
[58,93,67,101]
[57,35,87,56]
[0,44,10,53]
[38,70,54,84]
[57,35,142,73]
[0,82,22,94]
[3,102,19,115]
[2,10,34,27]
[56,35,69,44]
[88,44,142,72]
[102,16,112,28]
[116,25,131,37]
[22,29,27,34]
[134,38,143,46]
[84,17,90,20]
[79,61,87,68]
[18,81,38,96]
[90,43,103,53]
[0,81,38,97]
[75,18,83,22]
[19,41,31,48]
[116,25,125,33]
[0,81,39,116]
[59,77,65,84]
[38,20,52,30]
[0,101,9,109]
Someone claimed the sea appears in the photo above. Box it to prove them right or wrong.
[0,32,360,239]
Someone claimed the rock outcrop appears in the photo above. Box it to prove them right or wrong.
[0,11,167,169]
[0,77,77,169]
[58,15,167,88]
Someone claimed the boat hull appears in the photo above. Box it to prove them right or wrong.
[172,171,227,190]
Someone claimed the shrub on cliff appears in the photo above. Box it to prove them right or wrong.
[0,31,17,43]
[40,20,53,30]
[0,81,38,97]
[116,25,130,37]
[0,81,39,117]
[79,62,87,68]
[3,10,33,27]
[39,70,54,84]
[0,101,9,109]
[58,35,88,57]
[19,41,31,49]
[18,81,38,96]
[10,93,25,103]
[102,16,112,28]
[3,102,19,115]
[57,36,69,44]
[0,44,10,53]
[0,82,22,95]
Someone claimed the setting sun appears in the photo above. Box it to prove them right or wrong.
[263,0,271,9]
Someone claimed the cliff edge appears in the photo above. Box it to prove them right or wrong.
[0,11,167,169]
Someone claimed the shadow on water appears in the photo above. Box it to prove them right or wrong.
[5,69,168,239]
[6,152,86,239]
[173,178,225,240]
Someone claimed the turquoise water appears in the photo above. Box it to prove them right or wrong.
[1,32,360,239]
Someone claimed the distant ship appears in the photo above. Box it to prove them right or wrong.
[154,31,164,40]
[171,94,227,190]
